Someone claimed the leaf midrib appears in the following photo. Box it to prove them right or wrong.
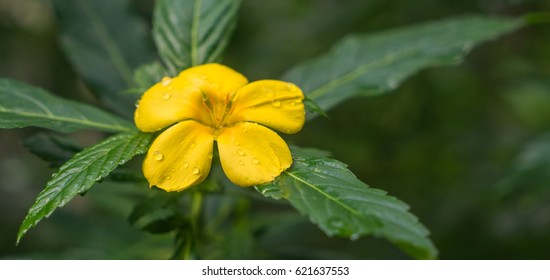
[0,107,131,132]
[190,0,203,66]
[306,47,420,101]
[284,170,362,217]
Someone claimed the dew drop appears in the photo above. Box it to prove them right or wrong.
[272,100,281,107]
[190,142,196,148]
[237,149,245,156]
[287,83,298,92]
[252,158,260,165]
[161,77,172,86]
[234,141,240,146]
[153,151,164,161]
[208,152,213,159]
[239,161,244,166]
[241,126,249,132]
[192,167,200,175]
[170,168,175,172]
[135,100,140,108]
[166,176,171,180]
[183,162,189,169]
[162,92,172,100]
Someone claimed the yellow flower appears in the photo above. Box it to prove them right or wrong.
[135,63,305,191]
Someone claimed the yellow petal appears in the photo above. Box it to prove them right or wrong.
[217,122,292,187]
[178,63,248,101]
[226,80,305,134]
[135,76,209,132]
[143,120,214,192]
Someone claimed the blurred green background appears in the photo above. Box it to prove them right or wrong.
[1,0,550,259]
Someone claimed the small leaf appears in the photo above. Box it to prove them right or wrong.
[282,16,524,115]
[17,131,154,243]
[153,0,241,73]
[53,0,156,117]
[133,61,171,92]
[23,133,83,168]
[256,147,438,259]
[0,79,133,133]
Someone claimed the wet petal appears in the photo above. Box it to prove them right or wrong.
[226,80,305,134]
[217,122,292,187]
[178,63,248,101]
[135,76,209,132]
[143,120,214,192]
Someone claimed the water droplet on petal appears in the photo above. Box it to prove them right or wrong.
[208,153,213,159]
[241,126,248,132]
[287,83,298,92]
[190,142,196,148]
[153,151,164,161]
[290,101,297,106]
[239,161,244,166]
[272,100,281,107]
[252,158,260,165]
[237,149,245,156]
[183,162,189,169]
[166,176,171,180]
[234,141,240,146]
[192,167,200,175]
[162,92,172,100]
[161,77,172,86]
[170,168,175,172]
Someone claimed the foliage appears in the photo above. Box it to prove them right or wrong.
[0,0,544,260]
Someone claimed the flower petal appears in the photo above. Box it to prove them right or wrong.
[143,121,214,192]
[217,122,292,187]
[178,63,248,101]
[135,76,208,132]
[226,80,305,134]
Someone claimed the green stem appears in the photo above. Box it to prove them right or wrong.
[182,191,203,260]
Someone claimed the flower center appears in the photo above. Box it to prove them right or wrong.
[200,91,234,138]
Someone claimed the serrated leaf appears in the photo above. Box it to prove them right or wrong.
[0,79,133,133]
[282,16,524,115]
[23,133,82,168]
[256,147,437,259]
[153,0,241,73]
[17,131,154,243]
[53,0,155,118]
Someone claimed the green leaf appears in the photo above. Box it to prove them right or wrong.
[23,133,82,168]
[256,147,438,259]
[153,0,241,73]
[282,15,524,115]
[53,0,155,117]
[132,61,171,93]
[0,79,133,132]
[17,131,154,243]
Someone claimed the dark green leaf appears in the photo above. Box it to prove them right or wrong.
[153,0,241,73]
[256,147,438,259]
[53,0,155,117]
[23,133,83,168]
[141,216,181,234]
[0,79,133,132]
[133,61,171,92]
[282,16,524,115]
[17,131,154,243]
